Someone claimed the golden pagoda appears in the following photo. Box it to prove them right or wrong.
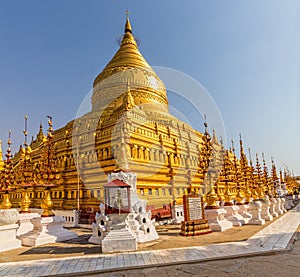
[219,146,235,206]
[7,14,215,213]
[239,136,252,203]
[231,140,244,204]
[254,154,265,199]
[0,131,15,209]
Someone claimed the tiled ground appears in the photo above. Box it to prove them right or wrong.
[0,203,299,277]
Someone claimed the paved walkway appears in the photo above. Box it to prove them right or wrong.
[1,204,299,277]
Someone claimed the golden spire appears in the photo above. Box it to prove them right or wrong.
[262,153,272,196]
[271,158,277,180]
[23,115,28,147]
[255,153,265,199]
[36,121,45,142]
[231,139,243,204]
[39,116,57,217]
[248,148,258,200]
[123,81,135,111]
[92,12,168,114]
[19,115,32,213]
[238,135,250,203]
[212,129,218,144]
[0,139,3,171]
[279,169,283,183]
[0,131,14,209]
[239,134,248,165]
[125,10,132,34]
[262,153,269,183]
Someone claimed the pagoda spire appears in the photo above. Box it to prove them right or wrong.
[123,81,135,111]
[239,134,248,165]
[232,139,243,204]
[262,153,272,196]
[239,134,249,182]
[19,115,32,213]
[248,148,258,200]
[125,10,132,33]
[238,135,251,203]
[271,158,278,181]
[36,121,45,142]
[271,158,279,197]
[0,140,3,171]
[0,131,15,209]
[203,114,209,136]
[255,153,265,199]
[199,116,212,195]
[35,116,61,217]
[223,146,233,206]
[212,129,218,144]
[279,169,284,184]
[23,115,28,148]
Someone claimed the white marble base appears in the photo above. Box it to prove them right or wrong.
[102,228,137,253]
[285,195,295,210]
[274,198,284,215]
[0,209,19,225]
[0,223,22,252]
[269,198,278,218]
[88,213,111,245]
[17,213,40,237]
[205,208,233,232]
[260,199,273,221]
[279,198,287,213]
[129,212,159,243]
[236,204,252,224]
[284,199,292,210]
[248,201,265,225]
[171,204,184,224]
[223,205,246,226]
[21,216,78,247]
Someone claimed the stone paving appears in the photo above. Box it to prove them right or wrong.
[0,204,299,277]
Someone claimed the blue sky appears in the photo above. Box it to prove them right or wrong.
[0,1,299,175]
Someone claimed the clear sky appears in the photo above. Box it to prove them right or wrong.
[0,1,299,175]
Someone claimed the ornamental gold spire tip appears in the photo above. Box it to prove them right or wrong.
[125,10,132,34]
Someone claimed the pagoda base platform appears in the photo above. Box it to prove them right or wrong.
[236,204,252,224]
[180,219,212,236]
[21,216,78,247]
[223,205,246,226]
[248,201,265,225]
[102,228,137,253]
[280,198,287,213]
[17,213,40,237]
[0,223,22,252]
[260,199,273,221]
[205,208,233,232]
[274,198,284,215]
[270,198,279,218]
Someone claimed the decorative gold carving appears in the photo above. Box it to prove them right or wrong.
[19,189,31,213]
[0,192,12,209]
[41,188,54,217]
[206,187,218,209]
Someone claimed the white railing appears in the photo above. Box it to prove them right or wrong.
[29,209,80,227]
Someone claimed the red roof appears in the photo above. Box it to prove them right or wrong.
[104,179,131,188]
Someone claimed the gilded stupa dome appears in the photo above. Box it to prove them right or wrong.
[92,16,169,113]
